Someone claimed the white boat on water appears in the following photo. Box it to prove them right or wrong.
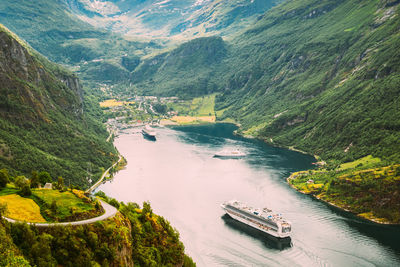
[214,149,246,158]
[142,125,156,140]
[221,200,291,238]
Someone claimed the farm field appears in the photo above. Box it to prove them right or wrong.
[0,185,101,222]
[100,99,135,108]
[0,194,45,222]
[32,189,97,221]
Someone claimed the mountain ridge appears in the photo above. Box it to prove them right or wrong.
[64,0,279,39]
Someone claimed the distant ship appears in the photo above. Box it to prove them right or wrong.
[221,200,291,238]
[142,125,156,140]
[214,149,246,159]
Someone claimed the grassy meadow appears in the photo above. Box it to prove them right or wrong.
[0,185,100,223]
[0,185,19,196]
[32,189,97,222]
[170,116,216,124]
[166,94,217,124]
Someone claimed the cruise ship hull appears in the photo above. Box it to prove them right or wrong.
[214,154,245,159]
[222,205,290,239]
[221,214,292,250]
[142,129,156,140]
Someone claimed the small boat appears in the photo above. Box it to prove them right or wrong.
[214,149,245,159]
[142,125,156,140]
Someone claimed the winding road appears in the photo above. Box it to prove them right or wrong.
[86,154,123,194]
[2,146,123,227]
[2,158,122,227]
[2,200,118,227]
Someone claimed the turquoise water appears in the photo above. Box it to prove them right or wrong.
[98,123,400,266]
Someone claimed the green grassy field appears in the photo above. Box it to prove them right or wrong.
[191,94,216,116]
[339,155,381,170]
[32,189,97,222]
[168,94,216,117]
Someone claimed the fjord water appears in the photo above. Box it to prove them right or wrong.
[98,124,400,266]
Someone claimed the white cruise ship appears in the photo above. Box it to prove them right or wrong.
[142,125,156,140]
[221,200,291,238]
[214,149,246,159]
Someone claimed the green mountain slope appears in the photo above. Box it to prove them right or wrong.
[0,0,281,90]
[0,0,159,86]
[133,0,400,164]
[289,163,400,223]
[132,36,227,97]
[0,24,116,186]
[0,0,103,63]
[216,0,400,163]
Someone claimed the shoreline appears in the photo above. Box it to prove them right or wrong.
[163,118,318,163]
[241,129,319,161]
[167,119,319,162]
[231,120,398,226]
[86,154,123,195]
[286,175,399,226]
[124,119,396,226]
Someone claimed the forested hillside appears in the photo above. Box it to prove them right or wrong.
[130,0,400,164]
[0,24,116,187]
[0,199,195,266]
[132,36,227,97]
[216,0,400,163]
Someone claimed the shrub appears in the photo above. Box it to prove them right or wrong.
[20,184,32,197]
[14,176,29,190]
[0,203,7,217]
[109,199,120,209]
[0,169,9,189]
[30,171,40,189]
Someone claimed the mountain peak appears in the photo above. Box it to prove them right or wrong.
[63,0,277,39]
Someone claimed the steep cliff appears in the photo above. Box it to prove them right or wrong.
[0,24,117,186]
[0,200,194,266]
[0,29,82,121]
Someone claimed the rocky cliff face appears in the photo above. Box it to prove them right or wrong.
[0,24,116,186]
[0,26,83,121]
[59,74,84,116]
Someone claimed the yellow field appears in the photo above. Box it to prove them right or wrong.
[170,115,216,124]
[0,194,45,222]
[100,99,135,108]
